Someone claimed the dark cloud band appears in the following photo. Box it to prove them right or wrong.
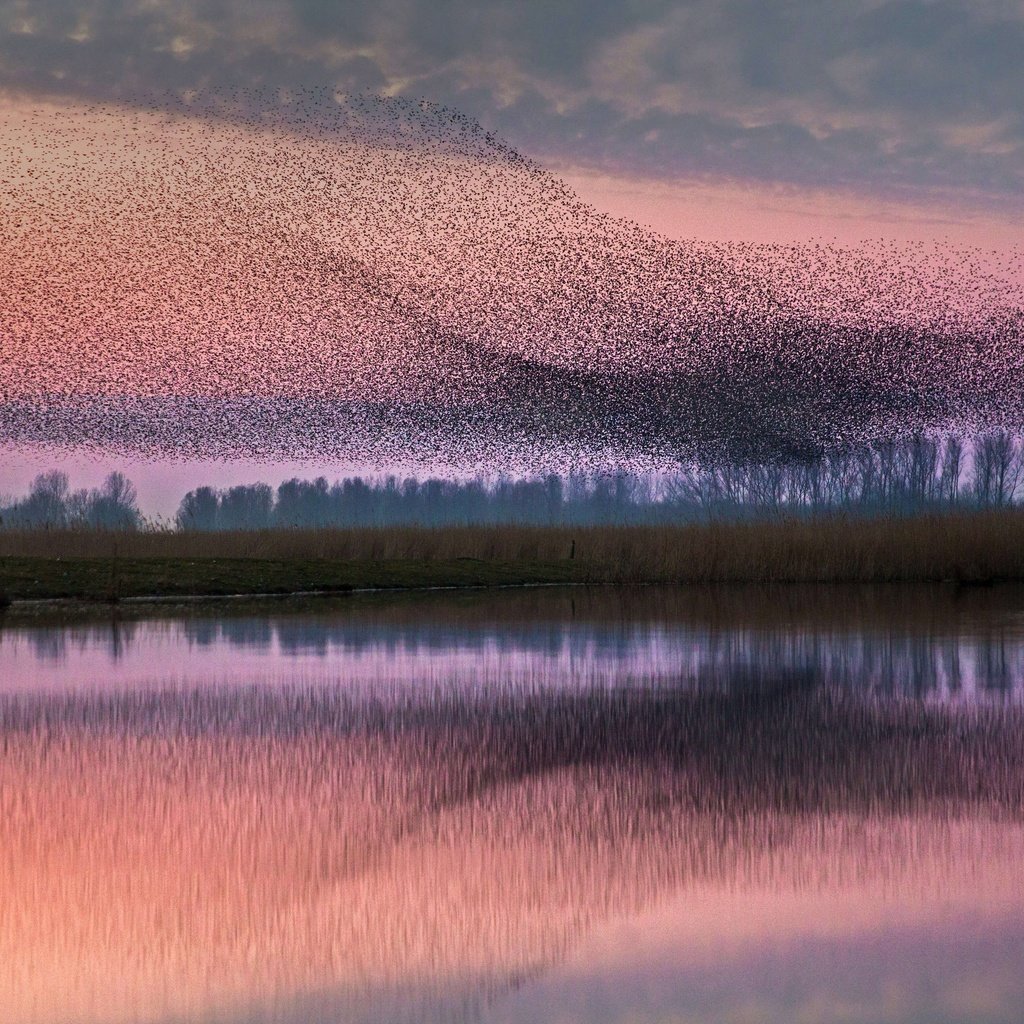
[2,0,1022,200]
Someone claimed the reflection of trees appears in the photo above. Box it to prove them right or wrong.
[219,617,273,651]
[184,619,219,648]
[681,628,1024,700]
[21,621,140,665]
[979,638,1014,694]
[28,628,67,664]
[6,584,1024,698]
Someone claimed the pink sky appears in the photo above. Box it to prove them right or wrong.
[563,166,1024,254]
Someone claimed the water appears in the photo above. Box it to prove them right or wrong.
[3,585,1024,1023]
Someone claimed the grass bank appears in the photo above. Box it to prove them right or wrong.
[0,556,581,603]
[2,509,1024,602]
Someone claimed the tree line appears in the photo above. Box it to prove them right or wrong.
[668,432,1024,517]
[176,473,652,530]
[0,471,142,530]
[176,431,1024,529]
[4,432,1024,531]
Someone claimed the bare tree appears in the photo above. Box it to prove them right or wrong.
[937,436,964,504]
[972,431,1024,507]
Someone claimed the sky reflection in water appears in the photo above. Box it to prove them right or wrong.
[6,586,1024,700]
[2,586,1024,1024]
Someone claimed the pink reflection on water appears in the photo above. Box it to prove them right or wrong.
[3,599,1024,1022]
[3,729,1023,1024]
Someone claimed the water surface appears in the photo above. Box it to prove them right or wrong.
[3,585,1024,1023]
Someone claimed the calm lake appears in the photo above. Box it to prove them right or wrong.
[3,585,1024,1024]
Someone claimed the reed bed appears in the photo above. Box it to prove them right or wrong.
[2,509,1024,594]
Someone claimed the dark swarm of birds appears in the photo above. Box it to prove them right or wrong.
[2,87,1023,473]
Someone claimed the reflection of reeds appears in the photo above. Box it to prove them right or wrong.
[157,581,1024,638]
[4,510,1024,583]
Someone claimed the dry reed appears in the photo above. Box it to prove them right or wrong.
[2,509,1024,583]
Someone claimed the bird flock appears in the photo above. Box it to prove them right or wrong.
[2,87,1022,471]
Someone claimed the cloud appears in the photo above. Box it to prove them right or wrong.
[1,0,1022,202]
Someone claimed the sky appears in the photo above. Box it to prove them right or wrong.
[2,1,1023,515]
[2,0,1022,242]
